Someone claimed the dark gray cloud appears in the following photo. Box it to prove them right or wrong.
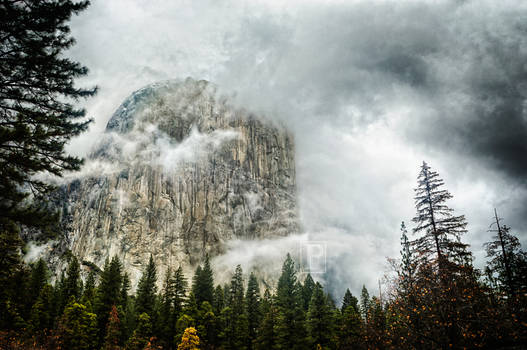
[65,0,527,297]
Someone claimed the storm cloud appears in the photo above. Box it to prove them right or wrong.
[66,0,527,297]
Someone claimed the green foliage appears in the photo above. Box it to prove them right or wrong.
[135,255,157,317]
[246,272,261,348]
[175,314,195,346]
[274,254,307,350]
[0,221,26,330]
[82,270,97,307]
[95,256,123,344]
[29,284,55,334]
[213,285,224,315]
[306,282,336,349]
[57,301,98,350]
[338,305,363,349]
[302,274,315,311]
[28,259,49,309]
[359,285,370,322]
[341,289,358,313]
[256,289,278,350]
[0,0,96,228]
[126,312,152,350]
[197,301,217,348]
[63,255,81,303]
[192,255,215,306]
[485,210,527,296]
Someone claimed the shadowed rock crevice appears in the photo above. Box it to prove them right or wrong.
[54,78,298,286]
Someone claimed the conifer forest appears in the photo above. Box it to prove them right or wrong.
[1,1,527,349]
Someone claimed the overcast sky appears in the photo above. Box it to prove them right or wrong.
[66,0,527,297]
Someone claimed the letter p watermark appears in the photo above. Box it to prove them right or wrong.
[299,241,326,274]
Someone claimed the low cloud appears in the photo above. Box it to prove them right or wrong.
[62,0,527,297]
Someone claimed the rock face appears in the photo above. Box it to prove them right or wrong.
[56,78,297,285]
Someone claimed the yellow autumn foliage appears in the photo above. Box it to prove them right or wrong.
[177,327,200,350]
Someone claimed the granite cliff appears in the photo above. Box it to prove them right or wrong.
[45,78,297,286]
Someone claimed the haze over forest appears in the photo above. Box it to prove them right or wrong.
[66,0,527,295]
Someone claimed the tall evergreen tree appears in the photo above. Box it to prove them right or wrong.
[82,270,96,308]
[306,282,335,349]
[274,253,307,350]
[256,289,278,350]
[0,221,27,329]
[0,0,96,228]
[121,272,131,309]
[302,274,315,311]
[29,283,55,334]
[192,256,215,306]
[63,255,81,304]
[159,267,179,349]
[341,289,358,313]
[338,303,363,350]
[412,161,470,271]
[126,312,153,350]
[398,221,416,296]
[246,272,261,349]
[213,285,224,315]
[174,266,188,317]
[95,256,123,344]
[360,285,370,323]
[221,264,248,350]
[485,209,527,296]
[135,255,157,317]
[28,259,48,307]
[57,301,98,350]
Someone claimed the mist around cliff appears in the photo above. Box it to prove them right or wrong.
[62,0,527,298]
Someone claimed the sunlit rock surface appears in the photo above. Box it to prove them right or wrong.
[50,78,297,286]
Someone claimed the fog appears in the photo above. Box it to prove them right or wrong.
[65,0,527,298]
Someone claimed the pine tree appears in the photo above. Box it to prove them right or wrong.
[485,209,527,296]
[29,283,55,334]
[246,272,261,349]
[135,255,157,317]
[256,289,277,350]
[360,285,370,322]
[0,221,26,329]
[221,265,248,349]
[0,0,96,228]
[192,256,215,306]
[213,285,224,315]
[341,289,358,313]
[412,161,470,272]
[302,274,315,311]
[338,303,363,349]
[174,266,188,317]
[121,272,131,309]
[126,312,152,350]
[398,221,416,296]
[57,301,98,350]
[103,305,121,350]
[177,327,200,350]
[63,255,81,303]
[197,301,217,349]
[82,270,96,308]
[28,259,49,308]
[95,256,123,344]
[274,253,307,350]
[306,282,335,349]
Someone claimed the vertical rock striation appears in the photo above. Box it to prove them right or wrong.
[54,78,297,285]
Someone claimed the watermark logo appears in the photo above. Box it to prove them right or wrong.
[299,241,326,274]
